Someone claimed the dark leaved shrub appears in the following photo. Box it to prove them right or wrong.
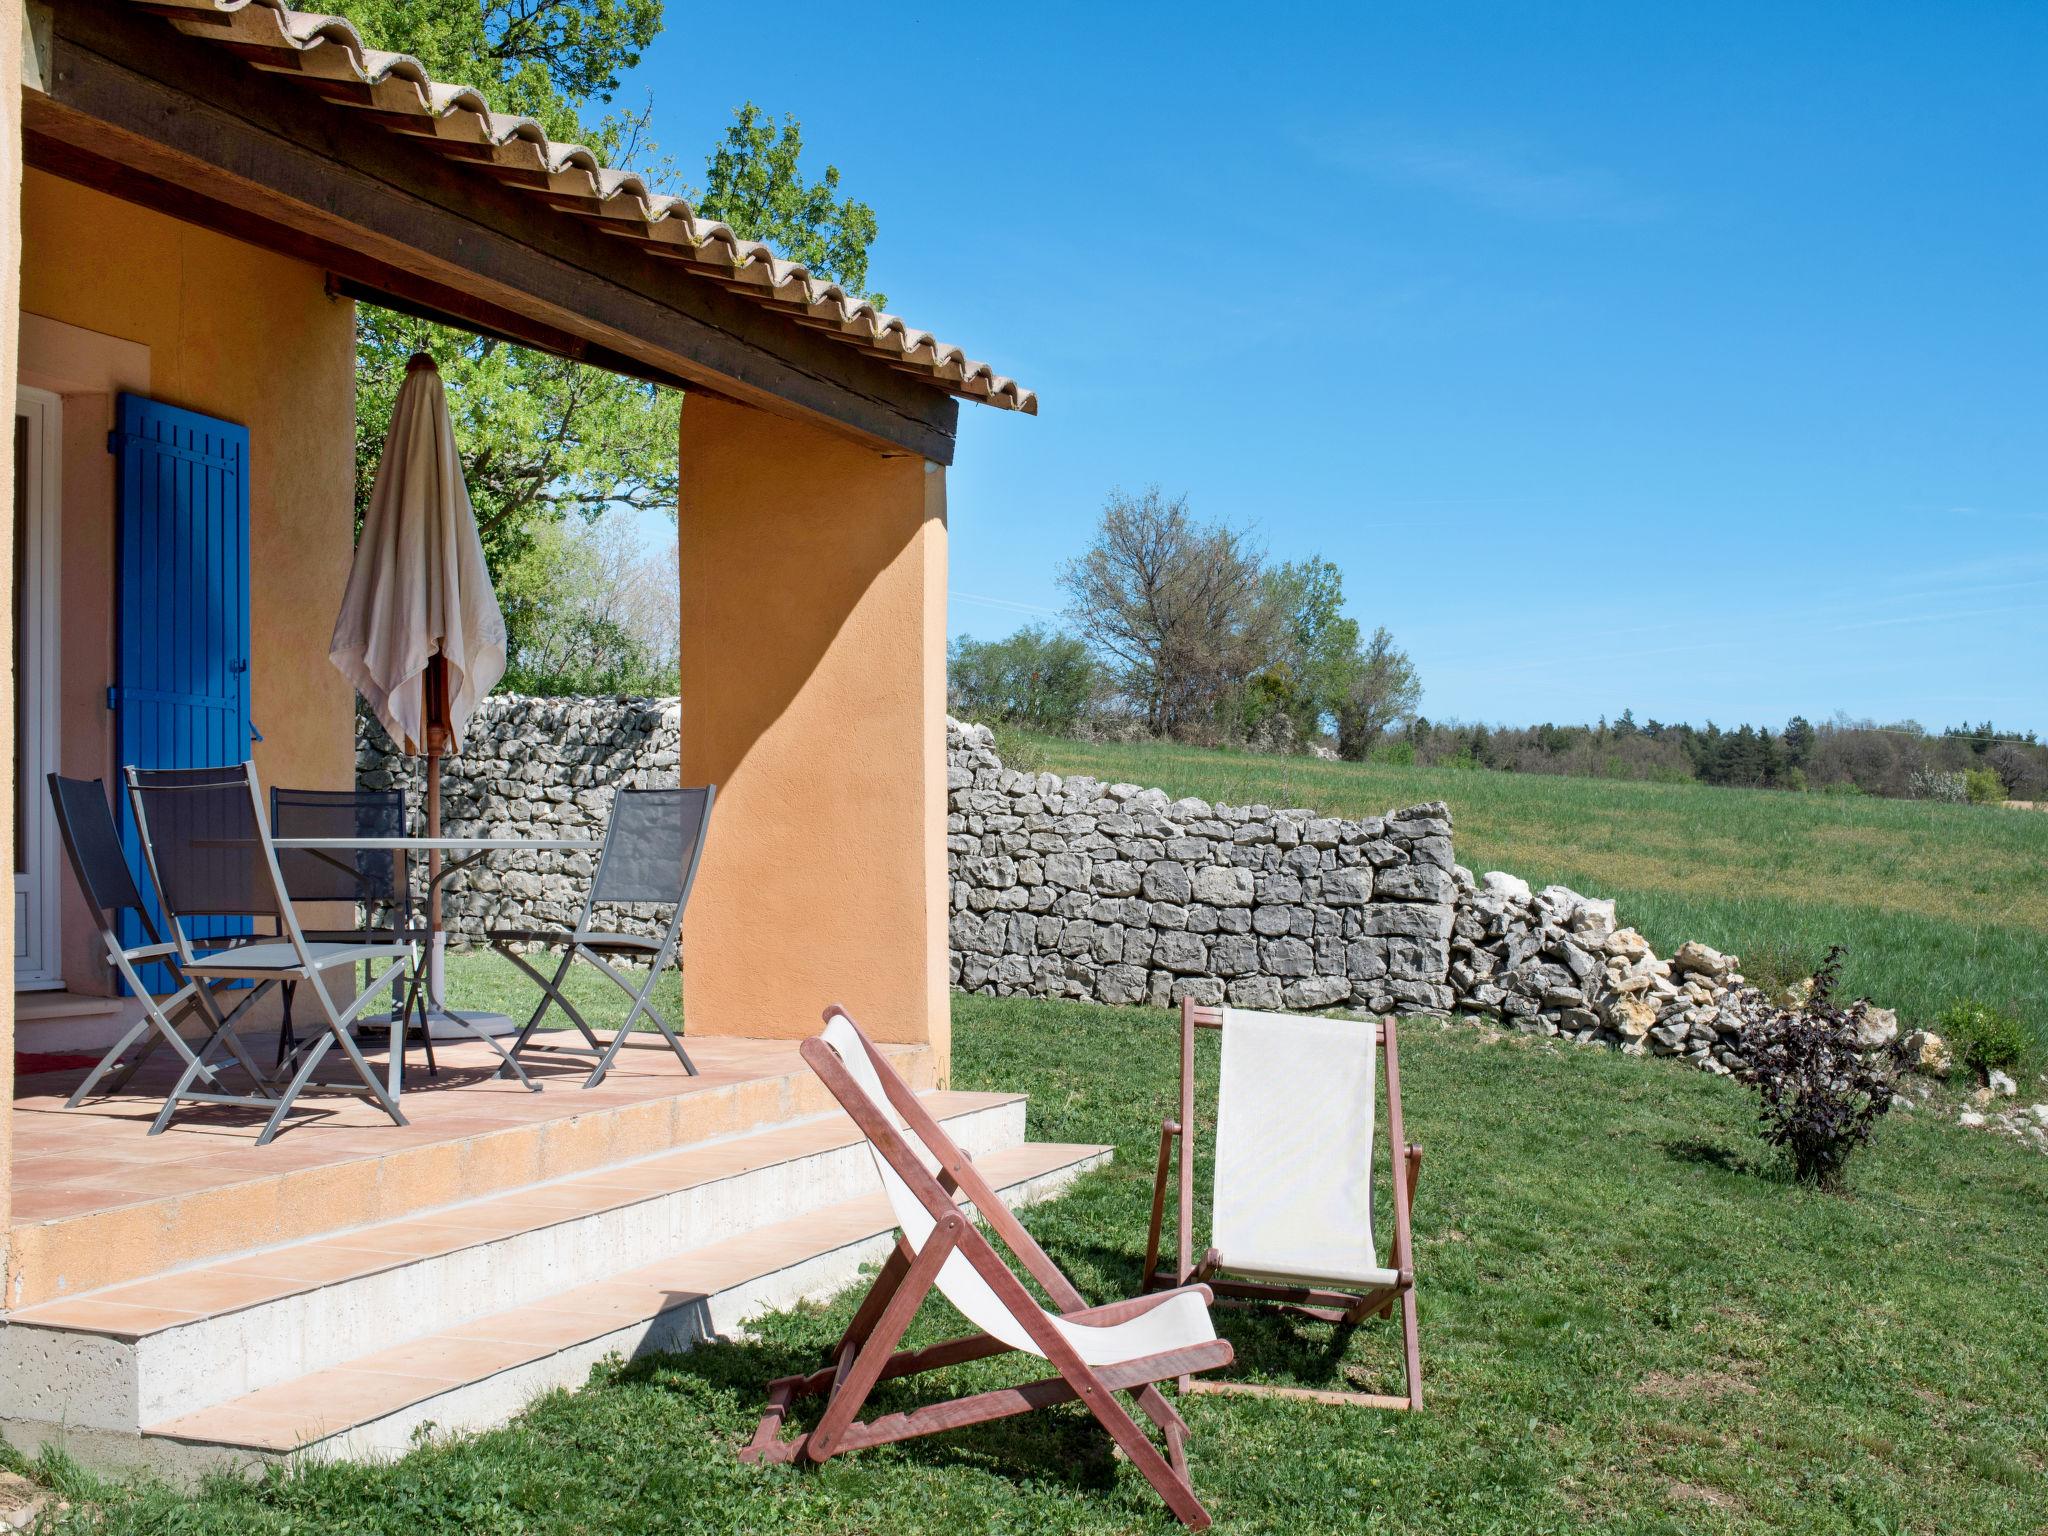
[1731,946,1895,1191]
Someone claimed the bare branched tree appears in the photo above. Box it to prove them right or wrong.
[1058,488,1280,740]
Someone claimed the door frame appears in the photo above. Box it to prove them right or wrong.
[14,385,65,989]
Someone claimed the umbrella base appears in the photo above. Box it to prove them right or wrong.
[357,1008,519,1040]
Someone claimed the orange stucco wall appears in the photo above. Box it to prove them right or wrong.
[15,169,358,1002]
[677,394,950,1067]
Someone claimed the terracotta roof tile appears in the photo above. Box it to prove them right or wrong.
[127,0,1038,414]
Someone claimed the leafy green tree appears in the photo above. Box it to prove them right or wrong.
[947,626,1100,733]
[1257,557,1360,742]
[498,515,679,695]
[1784,714,1815,767]
[1333,626,1421,760]
[696,107,884,303]
[347,1,882,687]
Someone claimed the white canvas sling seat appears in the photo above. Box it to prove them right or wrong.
[126,763,414,1146]
[1144,1000,1425,1411]
[741,1008,1234,1531]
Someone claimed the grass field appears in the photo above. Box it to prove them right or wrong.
[999,730,2048,1040]
[17,995,2046,1535]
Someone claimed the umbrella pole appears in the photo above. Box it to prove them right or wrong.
[425,653,448,1019]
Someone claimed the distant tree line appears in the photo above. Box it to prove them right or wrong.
[1382,712,2045,802]
[949,487,1420,759]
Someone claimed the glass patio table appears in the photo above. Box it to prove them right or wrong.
[270,834,600,1042]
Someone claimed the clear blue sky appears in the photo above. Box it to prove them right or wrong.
[616,2,2048,733]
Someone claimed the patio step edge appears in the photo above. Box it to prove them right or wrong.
[0,1093,1028,1430]
[6,1040,940,1310]
[1,1141,1113,1483]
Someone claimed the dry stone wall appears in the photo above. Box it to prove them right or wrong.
[946,719,1785,1080]
[947,720,1458,1013]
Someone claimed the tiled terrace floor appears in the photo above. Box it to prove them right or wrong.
[6,1029,934,1306]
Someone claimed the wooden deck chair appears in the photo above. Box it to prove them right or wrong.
[741,1006,1235,1530]
[1143,999,1424,1410]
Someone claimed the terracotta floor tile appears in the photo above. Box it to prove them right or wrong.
[8,1035,939,1310]
[150,1400,316,1452]
[217,1366,436,1438]
[11,1295,207,1337]
[335,1218,473,1257]
[442,1306,626,1351]
[212,1242,404,1286]
[95,1267,299,1318]
[346,1333,540,1384]
[8,1185,128,1222]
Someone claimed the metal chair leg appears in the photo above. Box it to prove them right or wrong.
[581,949,694,1087]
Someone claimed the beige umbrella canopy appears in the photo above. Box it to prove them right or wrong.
[330,353,506,755]
[330,354,506,1026]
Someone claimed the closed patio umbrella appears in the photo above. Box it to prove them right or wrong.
[330,352,507,1028]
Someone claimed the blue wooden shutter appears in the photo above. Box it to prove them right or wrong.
[109,393,255,989]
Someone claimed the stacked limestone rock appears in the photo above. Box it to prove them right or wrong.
[947,720,1457,1013]
[1447,869,1751,1072]
[356,695,681,944]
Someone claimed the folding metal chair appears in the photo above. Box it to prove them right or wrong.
[1143,998,1425,1410]
[269,786,430,1077]
[46,774,277,1116]
[490,785,715,1089]
[126,762,414,1144]
[742,1008,1233,1530]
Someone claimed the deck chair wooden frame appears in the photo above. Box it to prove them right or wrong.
[1143,998,1424,1411]
[741,1007,1234,1530]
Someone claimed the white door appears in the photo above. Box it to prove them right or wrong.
[13,387,63,988]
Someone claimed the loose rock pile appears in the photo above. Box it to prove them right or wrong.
[1448,869,1762,1074]
[947,721,1458,1013]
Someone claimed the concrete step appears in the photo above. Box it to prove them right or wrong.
[1,1091,1026,1437]
[39,1142,1113,1480]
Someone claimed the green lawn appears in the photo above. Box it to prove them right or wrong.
[437,947,683,1032]
[18,994,2048,1535]
[998,730,2048,1040]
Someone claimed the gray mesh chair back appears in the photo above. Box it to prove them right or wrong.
[268,786,421,1072]
[270,787,408,917]
[587,787,715,915]
[126,762,413,1143]
[494,784,716,1088]
[49,773,152,928]
[46,773,275,1113]
[130,764,286,935]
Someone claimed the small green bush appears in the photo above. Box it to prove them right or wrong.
[1965,767,2006,805]
[1743,937,1820,1002]
[1936,999,2033,1078]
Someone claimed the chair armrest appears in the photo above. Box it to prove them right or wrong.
[122,941,179,961]
[1064,1283,1215,1326]
[1142,1116,1182,1289]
